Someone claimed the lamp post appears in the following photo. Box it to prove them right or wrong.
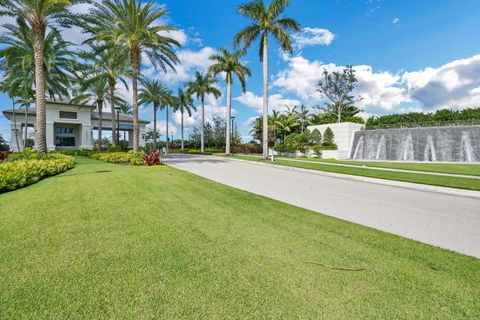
[171,131,173,149]
[230,116,235,155]
[114,106,120,146]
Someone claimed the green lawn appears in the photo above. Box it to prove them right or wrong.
[282,157,480,176]
[0,157,479,319]
[221,154,480,191]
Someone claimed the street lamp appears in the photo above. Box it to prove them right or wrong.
[230,116,236,154]
[114,106,121,145]
[170,130,174,149]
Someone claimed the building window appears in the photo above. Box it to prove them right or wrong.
[55,136,76,147]
[72,89,78,97]
[59,111,77,119]
[55,127,75,134]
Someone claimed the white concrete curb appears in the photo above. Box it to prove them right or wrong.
[219,156,480,199]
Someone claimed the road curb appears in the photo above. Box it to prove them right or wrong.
[219,156,480,199]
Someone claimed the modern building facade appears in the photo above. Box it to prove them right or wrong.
[2,92,149,151]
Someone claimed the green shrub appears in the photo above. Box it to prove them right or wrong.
[312,145,323,158]
[322,127,335,146]
[309,129,322,145]
[90,151,146,165]
[0,153,75,193]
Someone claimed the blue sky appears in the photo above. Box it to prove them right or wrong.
[1,0,480,142]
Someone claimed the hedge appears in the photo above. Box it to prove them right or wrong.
[90,151,146,165]
[0,153,75,193]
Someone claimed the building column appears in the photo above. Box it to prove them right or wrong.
[128,130,133,148]
[46,122,55,151]
[80,124,93,149]
[140,126,146,148]
[10,123,22,151]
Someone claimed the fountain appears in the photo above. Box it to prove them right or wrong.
[350,125,480,162]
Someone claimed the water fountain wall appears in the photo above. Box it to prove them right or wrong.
[350,125,480,162]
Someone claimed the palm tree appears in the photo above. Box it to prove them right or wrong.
[275,112,300,142]
[88,0,180,151]
[234,0,300,159]
[209,48,251,154]
[139,78,168,152]
[159,90,175,153]
[90,42,130,146]
[186,72,221,153]
[0,0,82,153]
[0,17,75,151]
[72,75,124,149]
[296,104,313,133]
[173,88,196,151]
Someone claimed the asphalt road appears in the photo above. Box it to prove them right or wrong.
[165,154,480,258]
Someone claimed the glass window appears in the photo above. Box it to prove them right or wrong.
[55,137,75,147]
[59,111,77,119]
[55,127,75,134]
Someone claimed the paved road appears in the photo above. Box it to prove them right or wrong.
[165,154,480,258]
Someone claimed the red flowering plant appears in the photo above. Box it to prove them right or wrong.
[143,151,161,166]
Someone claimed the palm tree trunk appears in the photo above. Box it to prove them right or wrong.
[33,25,47,153]
[131,49,140,151]
[24,104,29,148]
[225,76,231,155]
[98,101,103,149]
[109,83,117,146]
[181,110,184,151]
[11,98,20,152]
[201,97,205,153]
[153,105,157,152]
[166,105,169,153]
[262,34,269,159]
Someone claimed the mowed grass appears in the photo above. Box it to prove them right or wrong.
[283,157,480,176]
[0,157,479,319]
[221,154,480,191]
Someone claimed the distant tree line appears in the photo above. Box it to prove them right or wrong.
[366,108,480,128]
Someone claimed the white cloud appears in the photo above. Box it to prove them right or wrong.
[402,54,480,109]
[292,27,335,49]
[158,29,188,46]
[234,91,301,113]
[392,18,400,24]
[154,46,217,83]
[147,120,177,137]
[272,55,409,111]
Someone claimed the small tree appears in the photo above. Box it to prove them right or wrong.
[316,66,361,123]
[323,127,335,146]
[309,129,322,145]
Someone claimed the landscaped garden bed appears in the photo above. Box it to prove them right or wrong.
[0,149,75,193]
[89,151,162,166]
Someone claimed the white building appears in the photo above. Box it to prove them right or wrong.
[307,122,365,159]
[2,84,149,151]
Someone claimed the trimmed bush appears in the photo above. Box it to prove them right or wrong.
[90,151,146,165]
[0,153,75,193]
[143,151,161,166]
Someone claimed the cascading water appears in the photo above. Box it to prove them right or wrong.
[423,135,437,161]
[460,131,476,162]
[376,135,386,160]
[353,136,365,159]
[350,125,480,162]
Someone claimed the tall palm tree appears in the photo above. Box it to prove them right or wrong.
[72,75,124,149]
[138,78,168,152]
[88,0,180,151]
[159,89,175,152]
[0,17,74,151]
[0,0,83,153]
[209,48,251,154]
[173,88,196,151]
[90,42,130,146]
[186,71,221,153]
[234,0,300,159]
